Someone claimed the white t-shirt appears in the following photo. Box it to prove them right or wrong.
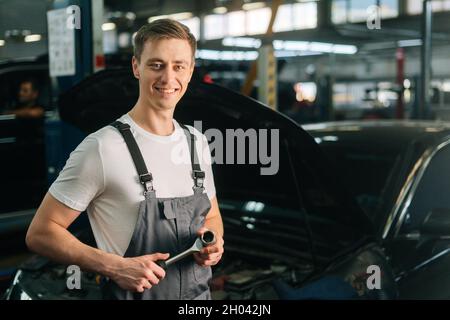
[49,113,216,256]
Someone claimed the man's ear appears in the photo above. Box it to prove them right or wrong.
[132,56,140,79]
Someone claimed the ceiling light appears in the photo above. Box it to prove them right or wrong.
[332,44,357,54]
[310,42,333,53]
[275,40,309,51]
[222,37,261,48]
[148,12,193,23]
[24,34,41,42]
[102,22,116,31]
[443,81,450,92]
[0,40,5,46]
[398,39,422,47]
[275,50,323,57]
[274,50,298,58]
[170,12,193,20]
[148,15,169,23]
[273,40,356,55]
[196,49,258,61]
[213,6,228,14]
[242,2,266,10]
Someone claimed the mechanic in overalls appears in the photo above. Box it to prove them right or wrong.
[25,19,224,300]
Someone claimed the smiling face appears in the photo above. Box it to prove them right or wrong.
[132,38,194,112]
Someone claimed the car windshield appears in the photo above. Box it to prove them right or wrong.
[313,141,402,220]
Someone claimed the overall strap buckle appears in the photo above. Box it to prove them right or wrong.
[139,173,154,194]
[110,120,155,197]
[192,170,205,188]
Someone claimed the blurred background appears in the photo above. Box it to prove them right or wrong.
[1,0,450,300]
[2,0,450,122]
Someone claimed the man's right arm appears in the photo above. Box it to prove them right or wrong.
[26,192,168,292]
[26,192,122,277]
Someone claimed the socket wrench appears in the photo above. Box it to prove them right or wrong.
[156,230,216,271]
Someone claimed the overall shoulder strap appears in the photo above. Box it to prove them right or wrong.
[110,121,153,192]
[179,123,205,189]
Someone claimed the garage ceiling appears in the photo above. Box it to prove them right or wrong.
[1,0,450,57]
[0,0,49,36]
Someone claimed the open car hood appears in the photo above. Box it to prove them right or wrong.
[58,68,374,266]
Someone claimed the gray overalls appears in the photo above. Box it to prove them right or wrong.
[101,120,212,300]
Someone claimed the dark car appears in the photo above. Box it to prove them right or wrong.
[0,56,52,216]
[4,68,398,300]
[304,120,450,299]
[0,56,52,292]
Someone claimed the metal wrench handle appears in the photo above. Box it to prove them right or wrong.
[156,230,216,270]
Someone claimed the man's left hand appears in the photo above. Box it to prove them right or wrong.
[193,227,224,267]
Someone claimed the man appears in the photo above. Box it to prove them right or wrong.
[26,19,224,300]
[3,78,44,118]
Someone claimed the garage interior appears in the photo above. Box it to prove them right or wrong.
[1,0,450,300]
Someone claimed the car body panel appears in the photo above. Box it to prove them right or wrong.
[305,121,450,299]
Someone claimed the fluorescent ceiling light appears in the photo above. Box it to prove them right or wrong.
[196,49,258,61]
[242,2,266,10]
[222,37,261,48]
[274,50,298,58]
[274,50,322,58]
[24,34,41,42]
[149,12,193,23]
[0,40,5,46]
[397,39,422,47]
[275,40,309,51]
[196,49,220,60]
[296,51,322,57]
[310,42,333,53]
[272,40,283,50]
[443,81,450,92]
[213,6,227,14]
[148,15,169,23]
[274,40,357,54]
[170,12,193,20]
[102,22,116,31]
[332,44,357,54]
